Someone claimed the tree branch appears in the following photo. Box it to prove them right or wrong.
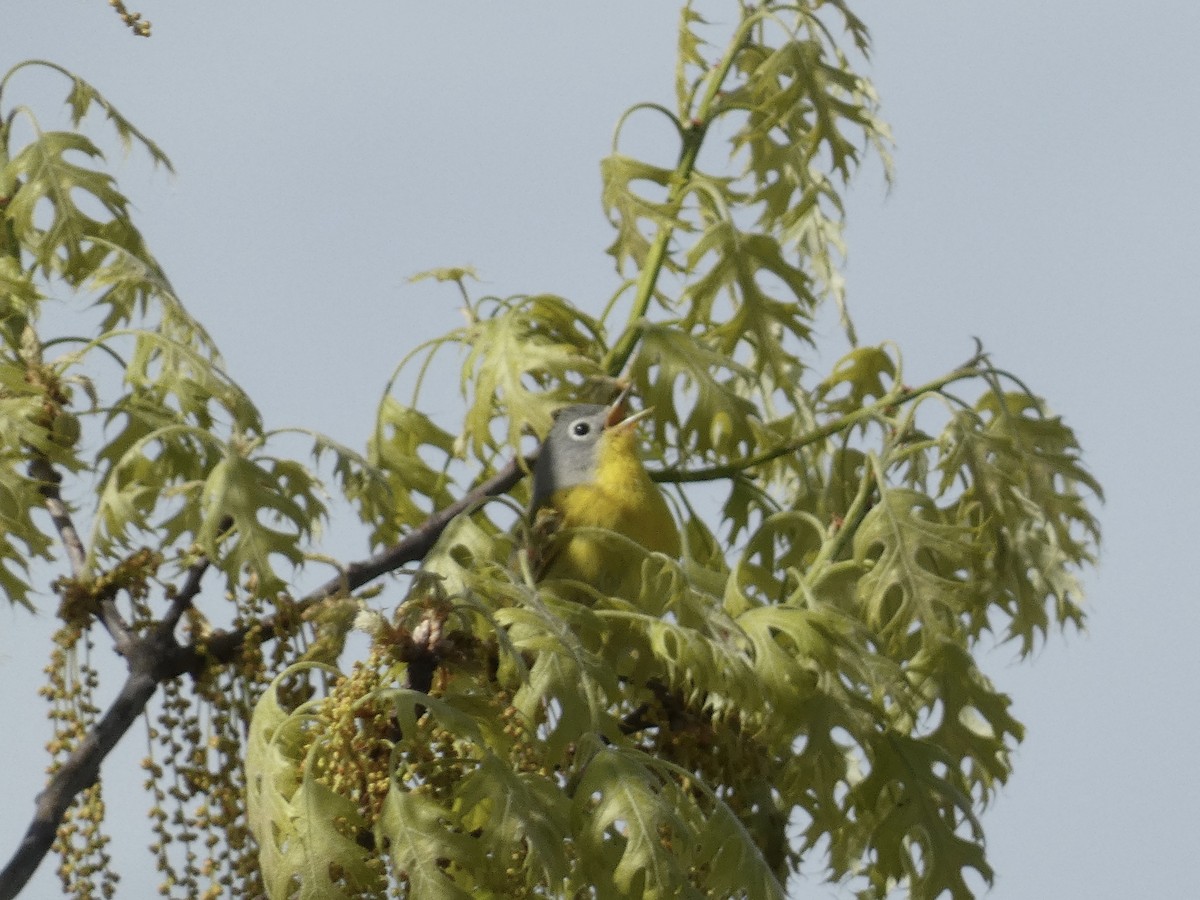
[651,365,984,484]
[167,454,532,676]
[157,555,212,639]
[0,641,164,900]
[0,456,219,896]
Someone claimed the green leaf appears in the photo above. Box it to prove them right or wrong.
[571,741,690,898]
[246,664,384,900]
[629,323,758,461]
[91,415,217,558]
[409,264,479,286]
[907,639,1024,798]
[0,61,172,165]
[818,345,899,413]
[380,790,478,900]
[718,19,891,342]
[688,791,788,900]
[460,294,605,459]
[0,257,40,346]
[455,753,571,889]
[84,243,220,347]
[728,510,827,608]
[937,391,1101,652]
[600,154,682,274]
[92,422,323,595]
[196,448,324,595]
[848,729,993,900]
[681,221,816,383]
[364,398,454,545]
[0,462,53,607]
[0,360,82,470]
[495,595,620,763]
[595,605,762,724]
[54,63,173,167]
[4,129,130,278]
[853,480,985,654]
[119,327,260,432]
[674,7,709,114]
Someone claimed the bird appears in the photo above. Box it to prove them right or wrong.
[527,392,680,601]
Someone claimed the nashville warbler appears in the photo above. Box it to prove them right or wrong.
[528,393,680,601]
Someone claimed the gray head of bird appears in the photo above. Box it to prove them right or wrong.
[529,396,652,511]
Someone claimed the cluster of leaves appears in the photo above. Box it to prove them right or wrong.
[0,58,404,610]
[1,3,1100,900]
[248,577,789,899]
[245,5,1099,900]
[249,371,1098,898]
[0,60,380,897]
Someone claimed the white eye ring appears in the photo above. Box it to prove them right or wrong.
[570,420,592,438]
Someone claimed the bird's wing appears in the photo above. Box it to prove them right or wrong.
[524,504,566,583]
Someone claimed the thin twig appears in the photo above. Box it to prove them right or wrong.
[31,454,137,651]
[156,518,226,639]
[619,702,655,735]
[28,455,86,577]
[158,556,212,637]
[95,598,134,655]
[651,366,984,484]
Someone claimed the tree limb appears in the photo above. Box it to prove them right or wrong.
[0,638,165,900]
[171,454,530,675]
[1,453,192,897]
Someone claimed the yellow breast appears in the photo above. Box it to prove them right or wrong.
[539,428,679,597]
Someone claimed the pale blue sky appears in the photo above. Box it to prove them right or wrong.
[3,1,1197,897]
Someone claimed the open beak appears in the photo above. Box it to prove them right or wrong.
[604,386,653,432]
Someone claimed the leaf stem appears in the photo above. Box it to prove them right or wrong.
[809,450,877,574]
[603,14,757,378]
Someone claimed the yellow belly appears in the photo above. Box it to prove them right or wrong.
[539,433,679,599]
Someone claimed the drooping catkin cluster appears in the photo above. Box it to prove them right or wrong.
[307,646,399,827]
[43,626,119,900]
[143,668,265,900]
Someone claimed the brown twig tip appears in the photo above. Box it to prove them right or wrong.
[158,556,212,637]
[107,0,151,37]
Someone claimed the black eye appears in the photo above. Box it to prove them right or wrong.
[571,420,591,438]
